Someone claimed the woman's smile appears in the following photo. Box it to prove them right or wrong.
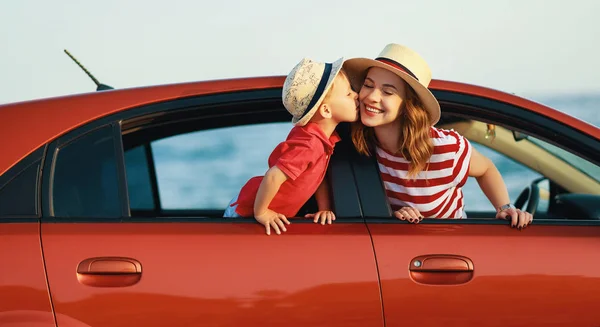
[362,104,384,117]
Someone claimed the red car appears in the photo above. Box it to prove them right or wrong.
[1,74,599,326]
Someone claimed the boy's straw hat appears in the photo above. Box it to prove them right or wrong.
[344,43,440,125]
[283,57,344,126]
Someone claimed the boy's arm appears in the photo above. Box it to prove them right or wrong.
[254,166,291,235]
[314,177,332,211]
[305,176,336,225]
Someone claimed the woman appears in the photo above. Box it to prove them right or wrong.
[343,43,533,229]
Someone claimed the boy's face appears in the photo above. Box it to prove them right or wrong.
[325,73,359,123]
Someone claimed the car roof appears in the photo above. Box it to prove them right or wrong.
[1,76,598,176]
[0,76,284,176]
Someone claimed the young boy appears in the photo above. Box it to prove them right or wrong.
[223,57,359,235]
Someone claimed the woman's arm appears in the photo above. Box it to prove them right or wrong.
[468,147,510,209]
[468,147,533,228]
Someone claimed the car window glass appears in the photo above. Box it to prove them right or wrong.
[149,122,292,210]
[462,142,546,212]
[0,160,41,218]
[52,126,121,218]
[124,145,155,211]
[528,136,600,183]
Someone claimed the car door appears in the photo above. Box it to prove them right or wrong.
[39,92,384,327]
[357,91,600,326]
[0,146,56,326]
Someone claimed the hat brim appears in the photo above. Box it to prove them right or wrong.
[292,57,345,126]
[343,58,440,125]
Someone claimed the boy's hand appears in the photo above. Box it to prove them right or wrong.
[305,211,336,225]
[255,209,290,235]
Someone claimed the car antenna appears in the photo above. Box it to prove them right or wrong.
[63,49,114,91]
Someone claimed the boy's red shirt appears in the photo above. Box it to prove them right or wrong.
[233,123,340,218]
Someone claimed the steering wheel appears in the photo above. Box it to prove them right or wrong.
[514,178,542,215]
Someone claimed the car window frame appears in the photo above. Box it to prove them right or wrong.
[42,123,129,220]
[40,89,365,223]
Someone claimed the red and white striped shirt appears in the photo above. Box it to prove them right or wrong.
[376,127,472,219]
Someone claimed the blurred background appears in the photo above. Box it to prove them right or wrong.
[2,0,598,211]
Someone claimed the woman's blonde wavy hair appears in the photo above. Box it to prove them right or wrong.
[351,80,433,179]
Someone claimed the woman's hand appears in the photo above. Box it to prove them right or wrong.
[305,211,336,225]
[394,207,424,224]
[496,207,533,229]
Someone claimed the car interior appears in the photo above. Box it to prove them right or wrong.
[437,116,600,220]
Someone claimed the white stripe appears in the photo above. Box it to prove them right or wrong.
[453,190,465,218]
[429,152,457,163]
[437,188,461,218]
[426,187,457,218]
[377,146,457,164]
[375,148,405,162]
[379,163,453,179]
[431,135,458,146]
[448,189,465,218]
[384,179,455,196]
[452,137,472,186]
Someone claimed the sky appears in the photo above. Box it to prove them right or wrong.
[1,0,599,106]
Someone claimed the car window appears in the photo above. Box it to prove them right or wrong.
[124,122,292,212]
[52,126,122,218]
[462,142,546,213]
[124,145,155,211]
[528,136,600,183]
[0,159,41,218]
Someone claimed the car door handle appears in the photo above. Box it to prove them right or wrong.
[409,254,474,285]
[77,257,142,287]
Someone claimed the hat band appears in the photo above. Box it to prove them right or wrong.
[298,63,333,120]
[375,57,419,81]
